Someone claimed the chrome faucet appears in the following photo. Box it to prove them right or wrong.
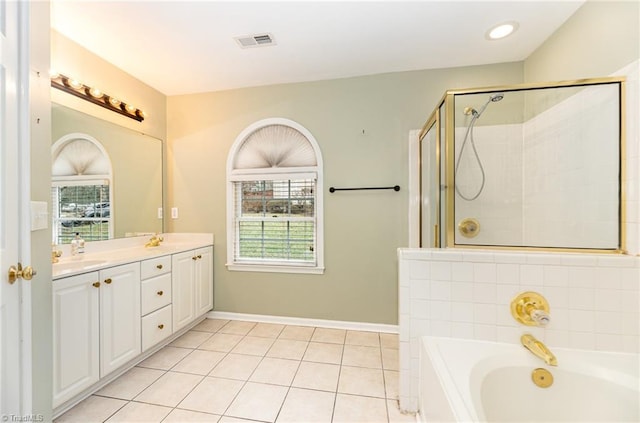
[521,334,557,366]
[145,233,164,248]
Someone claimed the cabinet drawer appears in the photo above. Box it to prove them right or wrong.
[141,273,172,315]
[141,305,172,352]
[141,256,172,280]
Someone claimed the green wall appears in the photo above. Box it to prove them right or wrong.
[167,63,523,324]
[525,0,640,82]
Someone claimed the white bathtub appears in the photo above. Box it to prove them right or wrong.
[419,336,639,422]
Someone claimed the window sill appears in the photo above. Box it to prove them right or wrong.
[226,263,325,275]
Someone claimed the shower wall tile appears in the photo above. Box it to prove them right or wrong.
[397,248,640,413]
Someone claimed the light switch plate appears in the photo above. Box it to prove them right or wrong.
[31,201,48,231]
[157,207,163,219]
[171,207,179,219]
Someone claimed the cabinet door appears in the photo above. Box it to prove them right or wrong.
[172,250,196,331]
[195,246,214,316]
[100,263,141,377]
[53,272,100,408]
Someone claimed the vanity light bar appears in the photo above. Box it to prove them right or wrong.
[50,72,146,122]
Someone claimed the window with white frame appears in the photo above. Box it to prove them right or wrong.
[51,134,113,244]
[227,119,324,274]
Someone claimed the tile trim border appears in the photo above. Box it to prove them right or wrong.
[207,311,399,334]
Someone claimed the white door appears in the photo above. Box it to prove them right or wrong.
[0,0,31,415]
[195,246,213,316]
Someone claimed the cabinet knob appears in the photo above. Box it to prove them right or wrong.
[192,256,197,261]
[92,282,100,288]
[197,254,202,259]
[158,324,164,330]
[156,264,163,269]
[157,290,163,296]
[104,278,112,284]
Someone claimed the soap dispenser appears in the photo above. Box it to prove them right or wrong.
[71,233,85,257]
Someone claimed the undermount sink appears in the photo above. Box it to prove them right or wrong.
[53,259,107,274]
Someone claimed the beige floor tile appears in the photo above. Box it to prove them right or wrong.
[311,328,346,344]
[276,388,335,423]
[134,371,204,407]
[292,361,340,392]
[226,382,288,423]
[137,346,192,370]
[193,319,230,333]
[172,349,227,375]
[248,322,285,338]
[345,330,380,347]
[338,366,385,398]
[249,357,300,386]
[279,325,315,341]
[178,376,244,415]
[231,335,275,356]
[218,417,257,423]
[170,330,213,348]
[387,399,416,423]
[333,394,388,423]
[105,401,172,422]
[54,395,127,423]
[383,370,399,400]
[96,367,165,400]
[208,353,262,380]
[163,408,221,422]
[218,320,256,335]
[303,342,343,364]
[198,333,244,353]
[382,348,399,371]
[380,333,399,349]
[266,339,309,360]
[342,345,382,369]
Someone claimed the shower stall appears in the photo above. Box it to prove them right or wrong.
[418,77,626,252]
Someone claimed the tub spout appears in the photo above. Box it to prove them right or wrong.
[521,334,557,366]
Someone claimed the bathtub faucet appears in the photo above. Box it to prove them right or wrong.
[521,334,557,366]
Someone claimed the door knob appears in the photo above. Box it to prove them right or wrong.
[7,263,37,284]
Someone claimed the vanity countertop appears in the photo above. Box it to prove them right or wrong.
[52,233,214,280]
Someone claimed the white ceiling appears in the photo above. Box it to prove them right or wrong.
[50,1,585,96]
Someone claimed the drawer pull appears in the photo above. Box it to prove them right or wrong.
[92,282,100,288]
[158,324,164,330]
[104,278,112,284]
[156,264,163,269]
[157,290,164,296]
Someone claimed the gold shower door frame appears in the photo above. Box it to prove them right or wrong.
[419,76,627,254]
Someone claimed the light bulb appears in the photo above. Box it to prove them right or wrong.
[68,78,83,90]
[88,87,104,99]
[108,96,121,108]
[124,104,137,115]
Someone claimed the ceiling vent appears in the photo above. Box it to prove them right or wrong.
[234,33,276,49]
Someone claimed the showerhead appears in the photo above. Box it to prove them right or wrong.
[490,92,504,102]
[468,92,505,118]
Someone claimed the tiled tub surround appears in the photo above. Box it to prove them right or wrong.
[398,248,640,412]
[54,320,413,423]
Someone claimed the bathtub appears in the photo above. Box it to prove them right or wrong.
[419,336,639,422]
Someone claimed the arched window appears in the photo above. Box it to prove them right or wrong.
[51,133,113,244]
[226,118,324,274]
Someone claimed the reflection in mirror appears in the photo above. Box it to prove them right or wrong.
[52,104,163,243]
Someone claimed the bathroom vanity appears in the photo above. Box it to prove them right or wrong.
[51,233,213,413]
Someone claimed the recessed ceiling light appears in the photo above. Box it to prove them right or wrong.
[486,21,519,40]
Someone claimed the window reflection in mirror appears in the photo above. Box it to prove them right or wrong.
[52,104,163,243]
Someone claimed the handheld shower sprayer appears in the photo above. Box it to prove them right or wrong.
[456,92,505,201]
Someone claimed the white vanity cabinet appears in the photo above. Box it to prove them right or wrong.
[52,235,214,416]
[172,246,213,332]
[99,263,141,376]
[52,262,141,408]
[52,271,100,408]
[140,255,173,351]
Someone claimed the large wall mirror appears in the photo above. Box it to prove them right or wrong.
[52,103,163,243]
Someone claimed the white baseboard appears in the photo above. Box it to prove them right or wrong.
[206,311,398,334]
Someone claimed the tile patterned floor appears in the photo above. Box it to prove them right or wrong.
[55,320,415,423]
